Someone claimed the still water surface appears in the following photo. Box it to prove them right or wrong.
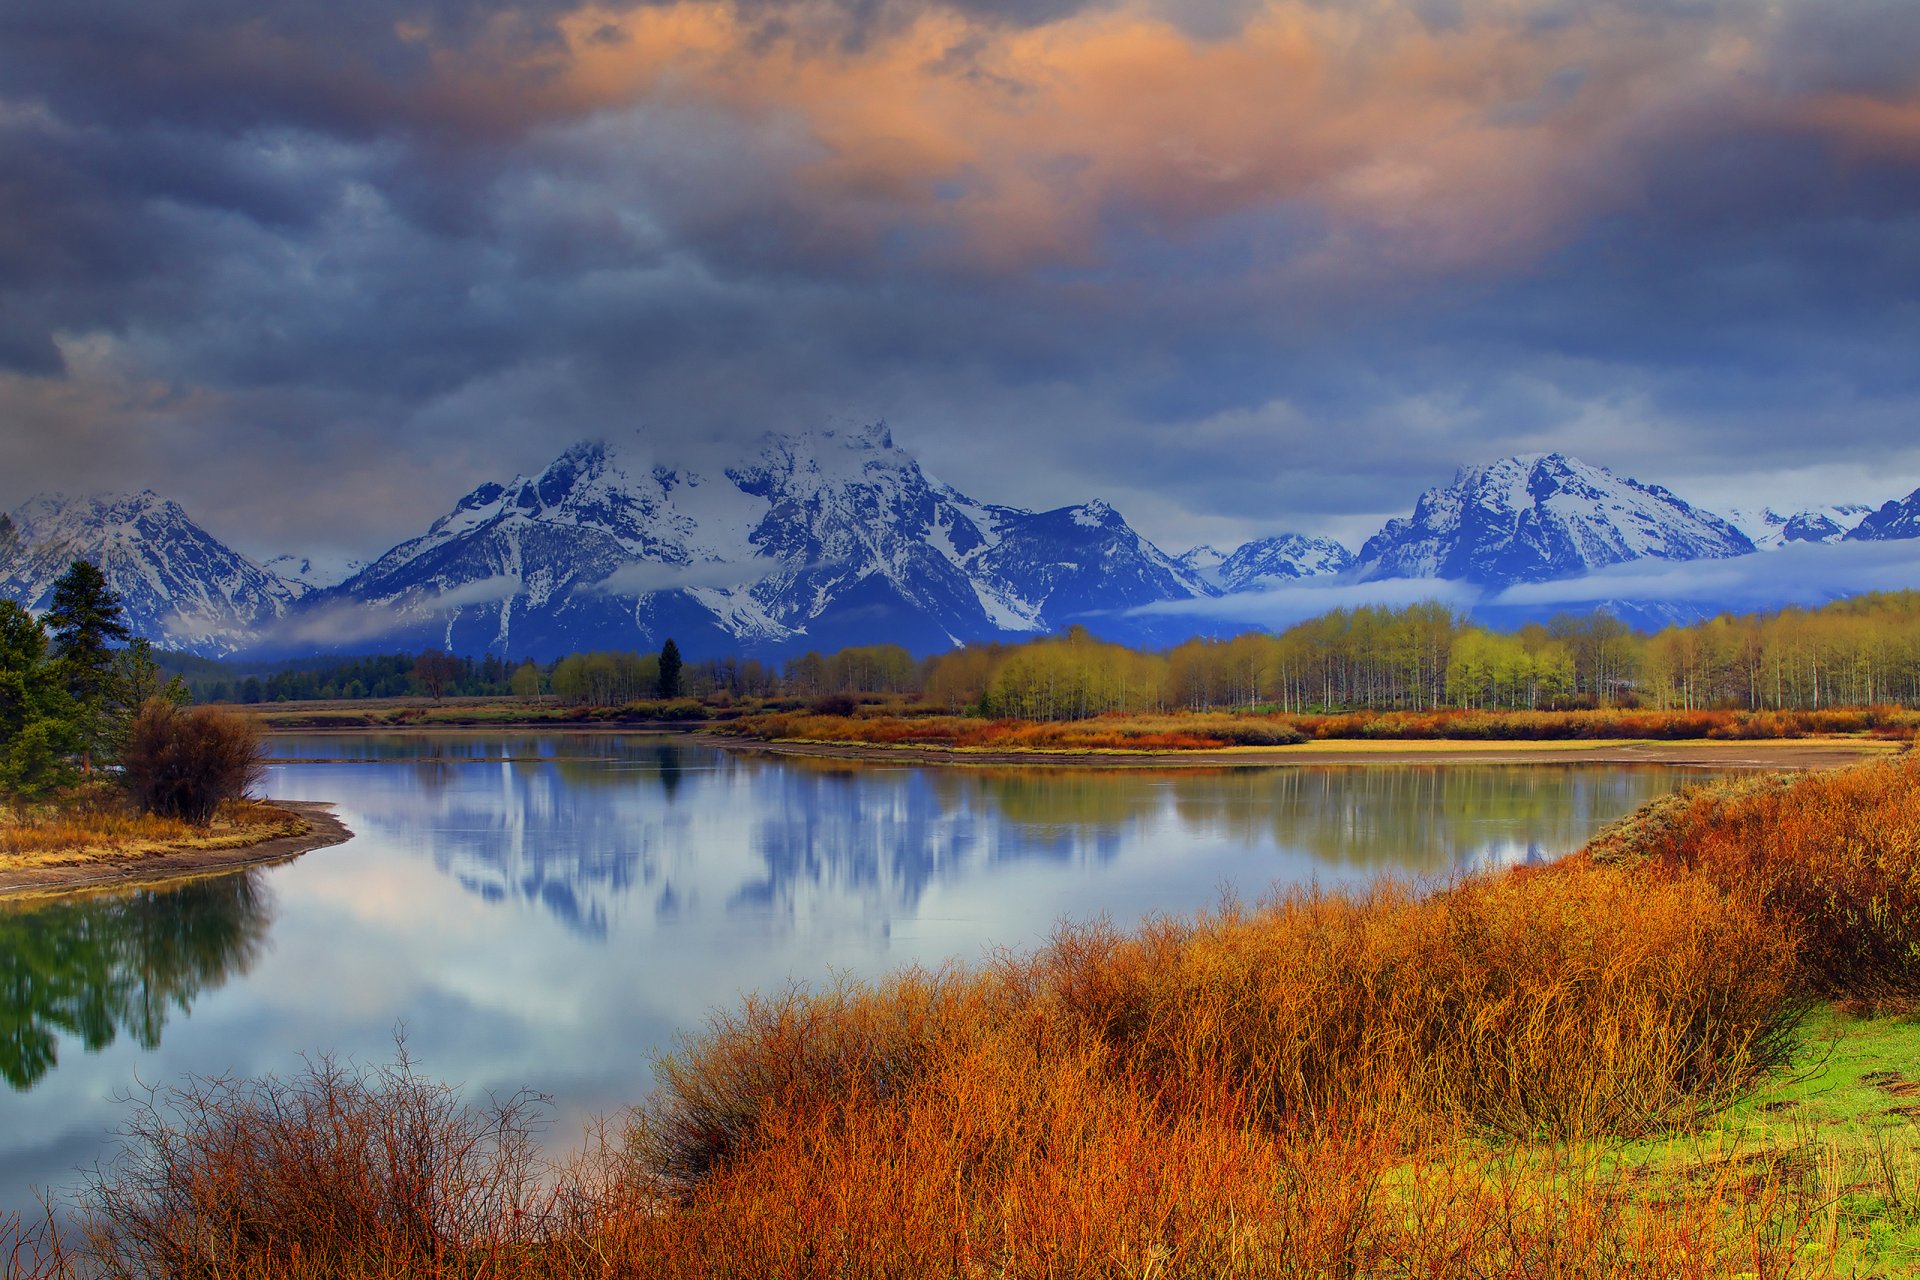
[1,734,1715,1206]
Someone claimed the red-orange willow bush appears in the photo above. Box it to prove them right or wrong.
[1590,754,1920,1007]
[727,705,1920,752]
[120,699,265,825]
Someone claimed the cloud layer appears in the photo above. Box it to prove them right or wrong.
[3,0,1919,561]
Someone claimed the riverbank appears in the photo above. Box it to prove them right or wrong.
[711,731,1898,770]
[0,801,353,901]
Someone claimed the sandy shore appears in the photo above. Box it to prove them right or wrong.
[0,801,354,902]
[708,733,1900,771]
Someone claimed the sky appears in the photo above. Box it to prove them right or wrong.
[3,0,1920,565]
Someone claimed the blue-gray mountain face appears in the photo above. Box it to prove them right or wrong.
[1354,454,1756,586]
[1179,535,1357,591]
[0,491,295,653]
[3,434,1918,658]
[285,427,1215,659]
[1848,488,1920,543]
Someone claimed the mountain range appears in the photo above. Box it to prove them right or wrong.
[3,429,1918,659]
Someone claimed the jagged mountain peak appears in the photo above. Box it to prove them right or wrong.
[1847,487,1920,543]
[1217,534,1356,590]
[1722,504,1873,550]
[1357,453,1753,586]
[306,429,1210,659]
[0,489,294,655]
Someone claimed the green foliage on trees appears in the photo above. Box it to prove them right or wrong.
[0,561,198,804]
[45,560,134,770]
[0,600,77,798]
[658,638,683,700]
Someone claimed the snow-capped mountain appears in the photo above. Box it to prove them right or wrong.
[1846,488,1920,542]
[305,427,1212,659]
[1216,534,1355,590]
[262,554,364,596]
[1355,454,1754,586]
[1176,545,1230,581]
[1179,536,1354,590]
[1721,505,1873,549]
[0,491,295,654]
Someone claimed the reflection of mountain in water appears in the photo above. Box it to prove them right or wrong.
[370,744,1147,938]
[335,738,1700,938]
[0,874,273,1090]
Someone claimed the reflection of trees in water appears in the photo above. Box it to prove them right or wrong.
[940,770,1165,836]
[1166,766,1694,874]
[0,873,273,1090]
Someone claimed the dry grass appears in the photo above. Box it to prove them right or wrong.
[0,791,307,872]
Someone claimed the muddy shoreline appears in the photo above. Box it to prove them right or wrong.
[0,801,354,902]
[701,732,1897,771]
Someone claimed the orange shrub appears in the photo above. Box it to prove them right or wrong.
[1021,866,1800,1142]
[1589,755,1920,1006]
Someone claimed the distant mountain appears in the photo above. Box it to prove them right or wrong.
[1218,534,1355,590]
[1355,454,1754,587]
[1179,536,1354,591]
[305,427,1212,659]
[0,491,294,655]
[1722,505,1873,549]
[9,439,1912,660]
[1846,488,1920,542]
[1175,545,1230,581]
[262,554,363,596]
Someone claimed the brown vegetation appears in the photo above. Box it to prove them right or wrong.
[20,758,1920,1277]
[120,700,266,824]
[0,788,305,872]
[1588,754,1920,1009]
[726,703,1920,752]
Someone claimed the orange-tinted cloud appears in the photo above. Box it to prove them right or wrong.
[389,0,1816,278]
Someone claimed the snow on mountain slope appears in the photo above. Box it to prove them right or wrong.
[1846,488,1920,542]
[0,492,295,654]
[1355,454,1755,587]
[1721,505,1873,549]
[309,427,1212,658]
[1175,545,1230,582]
[262,554,365,595]
[1215,534,1355,590]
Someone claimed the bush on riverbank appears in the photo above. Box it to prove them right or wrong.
[1589,755,1920,1009]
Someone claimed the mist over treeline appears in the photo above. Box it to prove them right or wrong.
[162,592,1920,716]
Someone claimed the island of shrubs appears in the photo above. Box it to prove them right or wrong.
[1,561,265,859]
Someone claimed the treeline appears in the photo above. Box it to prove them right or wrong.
[179,653,518,704]
[176,590,1920,716]
[918,594,1920,717]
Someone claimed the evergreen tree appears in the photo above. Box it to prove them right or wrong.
[658,638,683,699]
[44,560,132,772]
[0,602,77,797]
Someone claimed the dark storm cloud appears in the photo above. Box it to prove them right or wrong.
[2,0,1919,560]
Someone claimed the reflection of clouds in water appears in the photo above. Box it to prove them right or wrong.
[271,738,1709,941]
